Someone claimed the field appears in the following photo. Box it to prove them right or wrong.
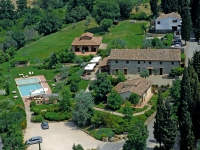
[14,19,148,63]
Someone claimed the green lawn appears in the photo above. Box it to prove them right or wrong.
[14,19,147,63]
[78,80,90,90]
[117,105,149,114]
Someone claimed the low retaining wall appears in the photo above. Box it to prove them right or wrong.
[145,111,156,125]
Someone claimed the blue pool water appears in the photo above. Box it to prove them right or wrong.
[18,83,44,97]
[16,78,39,85]
[18,83,43,96]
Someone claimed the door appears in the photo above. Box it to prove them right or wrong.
[172,26,177,31]
[124,69,127,75]
[159,68,163,75]
[149,69,152,75]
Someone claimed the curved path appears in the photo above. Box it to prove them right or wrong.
[93,104,152,117]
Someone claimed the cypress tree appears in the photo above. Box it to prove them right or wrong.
[161,0,178,13]
[150,0,158,17]
[177,68,192,124]
[181,5,192,45]
[192,51,200,80]
[179,101,195,150]
[161,98,177,150]
[195,2,200,40]
[153,91,164,148]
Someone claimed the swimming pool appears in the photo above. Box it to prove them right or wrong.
[16,78,40,85]
[15,78,44,97]
[18,83,45,96]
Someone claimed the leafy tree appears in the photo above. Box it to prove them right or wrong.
[72,144,84,150]
[39,0,63,9]
[111,38,126,48]
[153,91,164,147]
[37,13,62,36]
[123,101,133,122]
[66,6,89,24]
[129,93,139,105]
[0,0,16,20]
[92,0,120,25]
[0,19,13,30]
[89,73,113,102]
[59,87,72,112]
[123,120,148,150]
[140,23,148,34]
[12,31,25,50]
[169,66,184,77]
[161,98,177,150]
[140,69,150,78]
[181,6,192,45]
[70,82,79,93]
[115,70,126,84]
[74,56,83,66]
[48,52,57,69]
[72,90,94,127]
[116,0,133,19]
[67,0,94,12]
[84,20,90,28]
[107,90,122,110]
[16,0,27,11]
[23,14,41,27]
[142,39,152,49]
[100,19,113,32]
[150,0,158,16]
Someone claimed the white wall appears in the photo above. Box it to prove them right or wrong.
[155,17,181,31]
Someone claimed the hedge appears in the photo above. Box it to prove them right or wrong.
[93,128,114,140]
[32,115,43,122]
[44,111,71,121]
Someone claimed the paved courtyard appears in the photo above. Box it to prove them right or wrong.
[24,121,103,150]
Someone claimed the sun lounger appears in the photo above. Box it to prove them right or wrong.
[13,96,18,99]
[32,72,34,75]
[29,72,31,75]
[12,91,16,94]
[25,75,28,78]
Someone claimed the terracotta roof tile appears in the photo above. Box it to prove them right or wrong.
[98,57,109,67]
[109,49,181,61]
[71,32,103,46]
[81,32,93,37]
[156,12,181,20]
[114,78,152,96]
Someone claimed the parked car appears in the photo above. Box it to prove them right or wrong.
[25,136,43,145]
[41,122,49,129]
[172,41,182,46]
[162,74,174,79]
[198,40,200,45]
[171,44,181,48]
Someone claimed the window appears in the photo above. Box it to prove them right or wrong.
[149,61,151,64]
[144,61,145,63]
[126,60,129,64]
[138,67,140,72]
[115,60,118,63]
[160,61,162,65]
[171,62,174,65]
[157,21,160,24]
[172,20,177,23]
[138,61,140,64]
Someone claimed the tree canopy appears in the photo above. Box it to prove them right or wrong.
[129,93,140,105]
[140,69,150,78]
[107,90,122,110]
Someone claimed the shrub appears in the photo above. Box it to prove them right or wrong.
[68,74,81,84]
[44,112,71,121]
[93,128,114,140]
[32,115,43,122]
[169,66,184,77]
[30,101,36,107]
[21,120,27,129]
[32,108,40,115]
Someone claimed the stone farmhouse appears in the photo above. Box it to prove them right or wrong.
[113,78,152,106]
[71,32,103,53]
[98,49,181,75]
[155,12,182,33]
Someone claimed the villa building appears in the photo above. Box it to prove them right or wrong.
[98,49,181,75]
[71,32,103,53]
[113,78,152,106]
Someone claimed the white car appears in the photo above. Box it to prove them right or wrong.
[25,136,43,145]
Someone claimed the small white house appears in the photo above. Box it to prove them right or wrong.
[155,12,182,33]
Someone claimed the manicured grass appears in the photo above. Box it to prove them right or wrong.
[78,80,90,90]
[31,103,58,111]
[14,19,147,63]
[117,105,149,114]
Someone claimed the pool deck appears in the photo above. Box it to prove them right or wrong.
[16,75,52,106]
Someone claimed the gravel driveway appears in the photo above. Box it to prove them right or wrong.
[24,121,102,150]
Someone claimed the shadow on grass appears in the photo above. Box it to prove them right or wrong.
[136,33,144,35]
[84,27,105,36]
